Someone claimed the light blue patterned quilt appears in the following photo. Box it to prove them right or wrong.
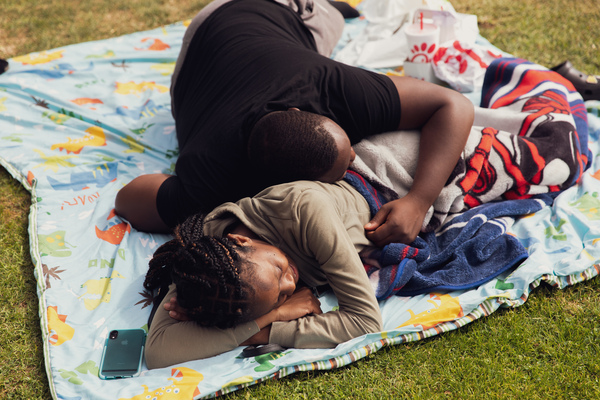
[0,7,599,400]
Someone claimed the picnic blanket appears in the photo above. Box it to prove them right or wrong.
[0,4,599,399]
[346,57,592,299]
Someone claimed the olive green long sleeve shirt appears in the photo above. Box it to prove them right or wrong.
[145,180,382,368]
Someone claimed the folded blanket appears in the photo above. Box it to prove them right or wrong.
[345,169,554,298]
[346,58,592,299]
[351,58,591,232]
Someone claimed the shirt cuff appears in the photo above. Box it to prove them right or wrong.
[268,321,297,348]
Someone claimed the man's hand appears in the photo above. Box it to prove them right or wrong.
[364,194,428,246]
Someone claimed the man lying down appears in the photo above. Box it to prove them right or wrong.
[112,0,590,368]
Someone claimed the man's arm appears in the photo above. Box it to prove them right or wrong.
[364,76,474,246]
[115,173,173,233]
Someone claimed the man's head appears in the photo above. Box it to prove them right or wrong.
[248,109,355,184]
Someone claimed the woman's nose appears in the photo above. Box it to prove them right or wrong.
[283,269,296,294]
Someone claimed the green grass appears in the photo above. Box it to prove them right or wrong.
[454,0,600,73]
[1,0,599,398]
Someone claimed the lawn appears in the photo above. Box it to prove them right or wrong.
[1,0,599,398]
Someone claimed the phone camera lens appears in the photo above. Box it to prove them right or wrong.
[109,330,118,340]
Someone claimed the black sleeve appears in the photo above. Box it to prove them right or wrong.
[156,175,204,228]
[328,63,402,144]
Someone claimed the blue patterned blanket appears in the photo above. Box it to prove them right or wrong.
[0,6,599,400]
[345,56,592,299]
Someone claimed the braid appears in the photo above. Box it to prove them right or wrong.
[144,213,256,329]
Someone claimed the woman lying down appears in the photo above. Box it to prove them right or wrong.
[143,175,384,369]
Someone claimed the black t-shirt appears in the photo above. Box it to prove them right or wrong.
[158,0,401,227]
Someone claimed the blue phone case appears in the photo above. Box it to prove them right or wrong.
[98,328,146,379]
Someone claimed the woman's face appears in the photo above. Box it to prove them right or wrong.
[229,234,300,319]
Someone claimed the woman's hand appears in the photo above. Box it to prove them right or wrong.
[274,287,323,321]
[255,287,322,329]
[241,288,323,346]
[364,194,428,246]
[164,296,190,321]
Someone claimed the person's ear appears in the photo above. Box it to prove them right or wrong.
[226,233,253,246]
[287,107,300,112]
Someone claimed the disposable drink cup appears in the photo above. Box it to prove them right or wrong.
[404,23,440,63]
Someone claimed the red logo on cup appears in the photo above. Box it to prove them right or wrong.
[409,42,438,63]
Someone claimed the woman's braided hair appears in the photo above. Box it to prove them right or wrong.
[144,213,256,329]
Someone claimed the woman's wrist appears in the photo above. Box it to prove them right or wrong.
[254,309,278,330]
[240,325,271,346]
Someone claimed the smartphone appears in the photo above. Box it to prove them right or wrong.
[99,329,146,379]
[0,59,7,75]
